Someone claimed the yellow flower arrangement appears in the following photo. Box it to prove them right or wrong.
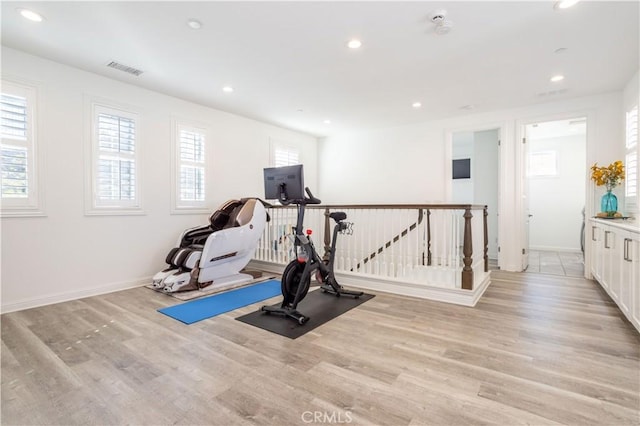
[590,160,625,190]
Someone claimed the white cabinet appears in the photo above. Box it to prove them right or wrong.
[605,227,622,300]
[620,230,640,326]
[590,219,640,333]
[590,222,605,284]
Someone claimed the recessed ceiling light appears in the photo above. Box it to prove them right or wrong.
[412,102,422,108]
[554,0,580,9]
[550,75,565,83]
[347,39,362,49]
[187,19,202,30]
[222,86,234,93]
[18,8,44,22]
[323,120,331,124]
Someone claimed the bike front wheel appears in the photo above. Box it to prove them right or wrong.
[281,260,311,305]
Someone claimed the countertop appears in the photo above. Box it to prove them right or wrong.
[590,217,640,233]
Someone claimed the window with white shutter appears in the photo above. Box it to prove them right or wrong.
[88,103,141,214]
[270,138,300,168]
[1,80,42,216]
[171,120,208,213]
[274,146,299,167]
[625,104,638,209]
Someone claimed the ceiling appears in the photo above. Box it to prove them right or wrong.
[1,1,638,138]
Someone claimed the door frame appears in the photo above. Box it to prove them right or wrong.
[515,109,595,276]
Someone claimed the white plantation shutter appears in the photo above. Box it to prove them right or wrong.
[172,121,208,212]
[89,104,140,213]
[625,105,638,202]
[1,93,29,198]
[274,146,299,167]
[626,151,637,198]
[97,113,136,201]
[1,81,41,216]
[1,94,27,139]
[1,145,28,198]
[179,128,205,202]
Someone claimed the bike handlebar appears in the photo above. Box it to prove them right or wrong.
[278,187,321,206]
[304,187,321,205]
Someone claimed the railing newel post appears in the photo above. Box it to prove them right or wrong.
[427,209,432,266]
[462,207,473,290]
[323,207,331,262]
[483,206,489,273]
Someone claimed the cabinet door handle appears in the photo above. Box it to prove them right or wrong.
[604,231,611,249]
[624,238,632,262]
[592,226,597,241]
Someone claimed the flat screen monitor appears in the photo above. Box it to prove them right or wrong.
[452,158,471,179]
[263,164,305,202]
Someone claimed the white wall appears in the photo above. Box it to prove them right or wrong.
[319,92,623,272]
[473,129,499,259]
[623,69,639,117]
[451,131,473,204]
[529,134,586,252]
[0,47,318,312]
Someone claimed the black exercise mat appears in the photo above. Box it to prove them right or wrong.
[235,289,375,339]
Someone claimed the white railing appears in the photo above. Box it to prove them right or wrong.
[253,204,490,304]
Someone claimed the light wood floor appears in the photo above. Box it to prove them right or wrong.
[2,270,639,425]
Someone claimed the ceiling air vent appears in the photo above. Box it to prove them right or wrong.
[537,89,567,97]
[106,61,143,76]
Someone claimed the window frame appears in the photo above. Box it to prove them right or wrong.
[624,105,638,212]
[528,150,559,178]
[170,118,209,214]
[85,99,143,216]
[1,79,44,217]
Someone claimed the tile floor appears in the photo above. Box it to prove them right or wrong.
[526,250,584,277]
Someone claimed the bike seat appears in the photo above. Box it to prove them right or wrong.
[329,212,347,223]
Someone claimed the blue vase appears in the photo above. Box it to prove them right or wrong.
[601,191,618,216]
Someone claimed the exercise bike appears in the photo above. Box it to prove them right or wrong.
[261,186,363,325]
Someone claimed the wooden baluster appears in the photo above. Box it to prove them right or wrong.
[462,208,473,290]
[323,207,331,262]
[483,206,489,273]
[416,209,421,268]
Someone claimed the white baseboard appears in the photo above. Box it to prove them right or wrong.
[1,276,151,314]
[336,271,491,307]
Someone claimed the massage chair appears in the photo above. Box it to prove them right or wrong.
[152,198,268,293]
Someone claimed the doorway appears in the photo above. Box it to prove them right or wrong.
[451,128,500,265]
[523,117,587,275]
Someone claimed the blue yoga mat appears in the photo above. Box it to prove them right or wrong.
[158,280,281,324]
